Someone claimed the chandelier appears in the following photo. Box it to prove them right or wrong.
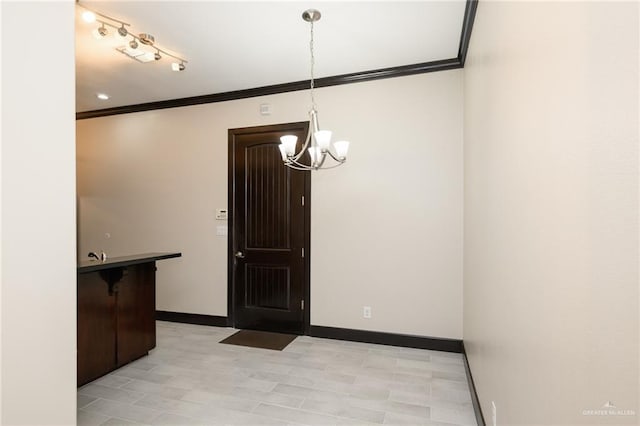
[278,9,350,171]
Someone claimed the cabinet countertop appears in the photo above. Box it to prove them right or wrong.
[77,252,181,274]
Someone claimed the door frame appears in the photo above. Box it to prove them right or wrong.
[227,121,311,334]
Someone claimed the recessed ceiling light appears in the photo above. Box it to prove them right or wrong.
[96,93,110,100]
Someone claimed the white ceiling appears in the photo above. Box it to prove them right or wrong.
[76,1,467,112]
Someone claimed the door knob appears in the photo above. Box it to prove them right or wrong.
[235,251,245,259]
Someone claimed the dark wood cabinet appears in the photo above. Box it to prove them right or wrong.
[116,264,156,366]
[77,271,117,386]
[77,253,180,386]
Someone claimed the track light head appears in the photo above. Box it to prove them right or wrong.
[154,51,161,61]
[93,24,108,39]
[139,33,155,46]
[129,39,139,49]
[117,25,128,38]
[171,61,185,72]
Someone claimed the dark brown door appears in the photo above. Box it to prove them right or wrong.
[228,122,310,334]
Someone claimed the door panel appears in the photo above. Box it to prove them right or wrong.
[229,123,310,335]
[245,265,290,310]
[246,144,291,250]
[77,272,116,386]
[117,263,156,366]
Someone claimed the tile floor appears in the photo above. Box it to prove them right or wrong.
[77,321,477,425]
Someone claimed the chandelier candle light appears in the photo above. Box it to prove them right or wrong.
[279,9,350,171]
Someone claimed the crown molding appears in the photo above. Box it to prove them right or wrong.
[76,0,478,120]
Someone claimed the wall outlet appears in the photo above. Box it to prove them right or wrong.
[491,401,497,426]
[363,306,372,319]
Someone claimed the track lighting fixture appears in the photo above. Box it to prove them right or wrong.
[78,2,187,70]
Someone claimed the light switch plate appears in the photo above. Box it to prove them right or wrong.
[216,209,228,220]
[363,306,372,319]
[216,225,227,236]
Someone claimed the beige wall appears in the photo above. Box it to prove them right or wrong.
[1,2,77,424]
[463,2,639,425]
[77,70,464,338]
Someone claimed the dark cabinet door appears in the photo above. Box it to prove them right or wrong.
[117,264,156,366]
[77,273,116,386]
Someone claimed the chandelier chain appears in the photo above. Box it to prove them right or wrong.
[309,20,317,110]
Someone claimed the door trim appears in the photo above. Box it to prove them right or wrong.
[227,122,311,333]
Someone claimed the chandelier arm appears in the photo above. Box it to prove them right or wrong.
[290,129,312,163]
[299,161,344,171]
[284,162,313,171]
[324,149,346,163]
[285,157,319,171]
[316,152,329,169]
[287,157,313,169]
[287,152,345,171]
[314,161,346,170]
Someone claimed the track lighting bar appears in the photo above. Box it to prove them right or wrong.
[82,8,130,27]
[78,2,188,69]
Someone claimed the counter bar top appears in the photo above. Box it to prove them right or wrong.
[78,252,181,274]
